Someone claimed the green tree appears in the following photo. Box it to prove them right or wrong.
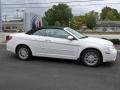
[119,13,120,20]
[100,7,119,21]
[43,4,73,27]
[85,11,97,29]
[55,21,61,26]
[43,8,55,26]
[70,16,85,30]
[89,10,99,20]
[42,17,48,26]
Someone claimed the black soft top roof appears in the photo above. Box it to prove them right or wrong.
[26,26,65,35]
[38,26,64,30]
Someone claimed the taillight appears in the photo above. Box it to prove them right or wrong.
[6,35,12,41]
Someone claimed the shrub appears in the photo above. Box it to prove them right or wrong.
[102,38,120,45]
[109,39,120,45]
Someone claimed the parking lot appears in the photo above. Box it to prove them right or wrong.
[0,44,120,90]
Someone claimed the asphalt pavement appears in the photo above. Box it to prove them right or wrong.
[0,44,120,90]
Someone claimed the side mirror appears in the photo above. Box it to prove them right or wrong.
[67,36,74,40]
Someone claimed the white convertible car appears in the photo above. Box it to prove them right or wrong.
[6,27,117,66]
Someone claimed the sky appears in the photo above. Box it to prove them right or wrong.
[1,0,120,20]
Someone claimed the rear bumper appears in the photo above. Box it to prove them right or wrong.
[6,43,16,53]
[103,49,117,62]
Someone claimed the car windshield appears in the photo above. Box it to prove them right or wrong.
[66,28,87,39]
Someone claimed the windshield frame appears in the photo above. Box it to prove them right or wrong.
[64,27,86,39]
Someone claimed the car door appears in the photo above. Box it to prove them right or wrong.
[42,29,80,60]
[28,29,47,56]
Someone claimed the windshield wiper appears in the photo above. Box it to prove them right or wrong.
[80,36,88,39]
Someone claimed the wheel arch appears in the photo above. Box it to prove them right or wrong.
[15,44,32,55]
[79,47,103,62]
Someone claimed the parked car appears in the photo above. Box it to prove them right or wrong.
[6,27,117,67]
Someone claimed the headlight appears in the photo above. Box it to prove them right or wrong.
[105,45,115,51]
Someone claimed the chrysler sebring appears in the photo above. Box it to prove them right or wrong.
[6,27,117,66]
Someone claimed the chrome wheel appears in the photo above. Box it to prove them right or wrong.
[81,49,102,67]
[18,48,29,60]
[84,52,98,66]
[17,46,31,60]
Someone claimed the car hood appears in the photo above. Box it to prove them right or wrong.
[79,37,113,46]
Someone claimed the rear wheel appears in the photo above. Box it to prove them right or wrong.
[81,49,102,67]
[16,45,31,61]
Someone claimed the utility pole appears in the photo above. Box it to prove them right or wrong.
[0,0,2,32]
[16,9,19,19]
[21,10,25,32]
[21,10,25,21]
[4,15,7,22]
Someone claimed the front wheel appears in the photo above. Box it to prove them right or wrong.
[16,46,31,61]
[81,49,102,67]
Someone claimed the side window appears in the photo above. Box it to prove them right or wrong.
[46,29,70,39]
[33,29,46,36]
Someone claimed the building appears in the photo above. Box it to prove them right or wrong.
[96,21,120,32]
[2,21,24,32]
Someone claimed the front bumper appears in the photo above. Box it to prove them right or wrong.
[103,48,117,62]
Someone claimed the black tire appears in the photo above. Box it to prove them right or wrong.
[81,49,102,67]
[16,45,32,61]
